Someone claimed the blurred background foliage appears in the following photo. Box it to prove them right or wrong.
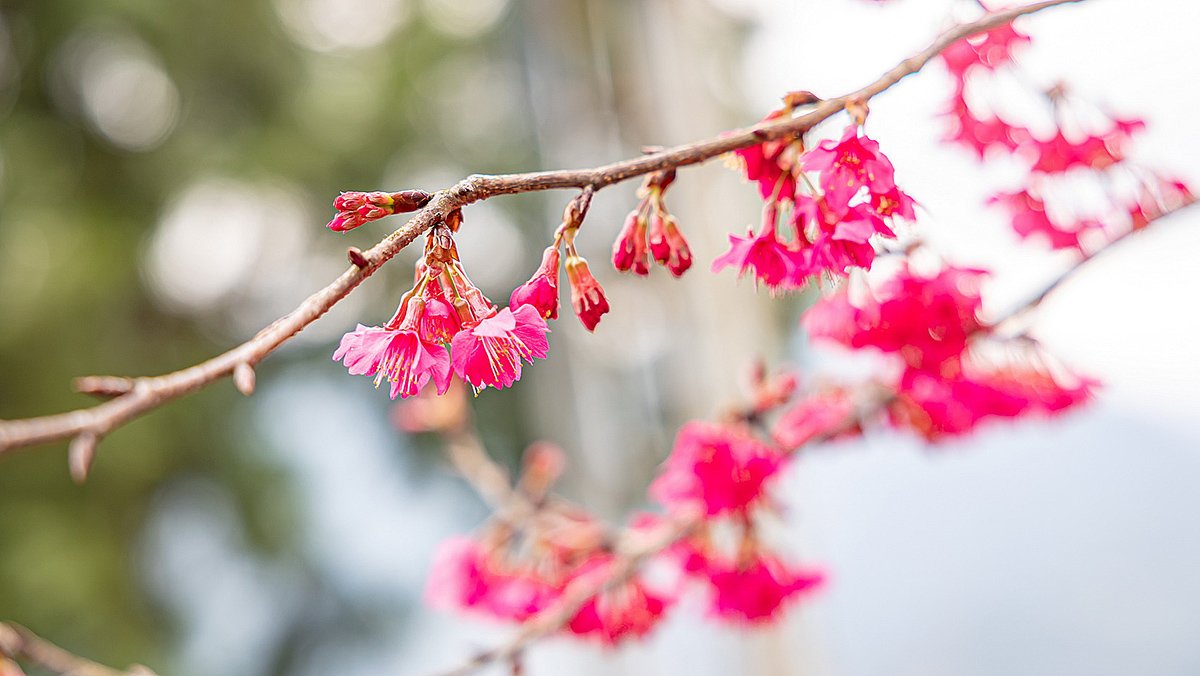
[0,0,756,672]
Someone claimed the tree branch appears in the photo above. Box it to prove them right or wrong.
[0,0,1082,477]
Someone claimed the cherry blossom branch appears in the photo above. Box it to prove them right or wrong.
[0,0,1083,480]
[0,622,155,676]
[435,513,699,676]
[433,195,1195,675]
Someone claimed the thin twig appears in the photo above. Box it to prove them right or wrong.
[0,0,1082,474]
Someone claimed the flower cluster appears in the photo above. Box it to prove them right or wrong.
[805,263,1093,440]
[714,96,914,292]
[940,21,1193,250]
[511,200,612,332]
[648,420,825,624]
[422,367,847,644]
[613,169,693,277]
[334,218,549,397]
[424,443,673,645]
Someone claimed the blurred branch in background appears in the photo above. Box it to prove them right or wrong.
[0,622,155,676]
[0,0,1083,483]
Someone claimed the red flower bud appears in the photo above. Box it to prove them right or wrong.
[566,254,610,331]
[611,209,650,275]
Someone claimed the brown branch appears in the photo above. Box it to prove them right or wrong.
[0,622,156,676]
[0,0,1082,477]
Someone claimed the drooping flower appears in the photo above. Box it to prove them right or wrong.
[563,554,672,645]
[1029,131,1122,174]
[890,364,1094,440]
[772,388,860,452]
[712,204,802,291]
[801,125,897,207]
[612,209,652,276]
[870,184,918,221]
[942,96,1032,159]
[734,107,801,202]
[450,305,550,391]
[647,211,693,277]
[417,294,462,344]
[702,551,824,624]
[425,537,559,622]
[649,422,784,517]
[565,253,610,331]
[805,264,986,373]
[510,244,562,320]
[333,299,453,399]
[939,22,1030,78]
[791,193,895,281]
[988,189,1096,250]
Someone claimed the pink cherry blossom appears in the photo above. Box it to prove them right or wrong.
[802,125,897,207]
[939,23,1030,78]
[425,537,558,622]
[563,554,672,645]
[942,96,1031,159]
[333,302,453,399]
[805,264,986,373]
[772,389,859,452]
[450,305,549,391]
[649,422,784,517]
[1029,131,1122,174]
[702,551,824,624]
[734,107,799,201]
[891,365,1094,440]
[988,189,1097,251]
[870,184,917,220]
[712,204,801,291]
[510,245,562,320]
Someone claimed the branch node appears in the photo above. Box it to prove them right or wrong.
[347,247,370,269]
[68,432,99,484]
[233,363,256,397]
